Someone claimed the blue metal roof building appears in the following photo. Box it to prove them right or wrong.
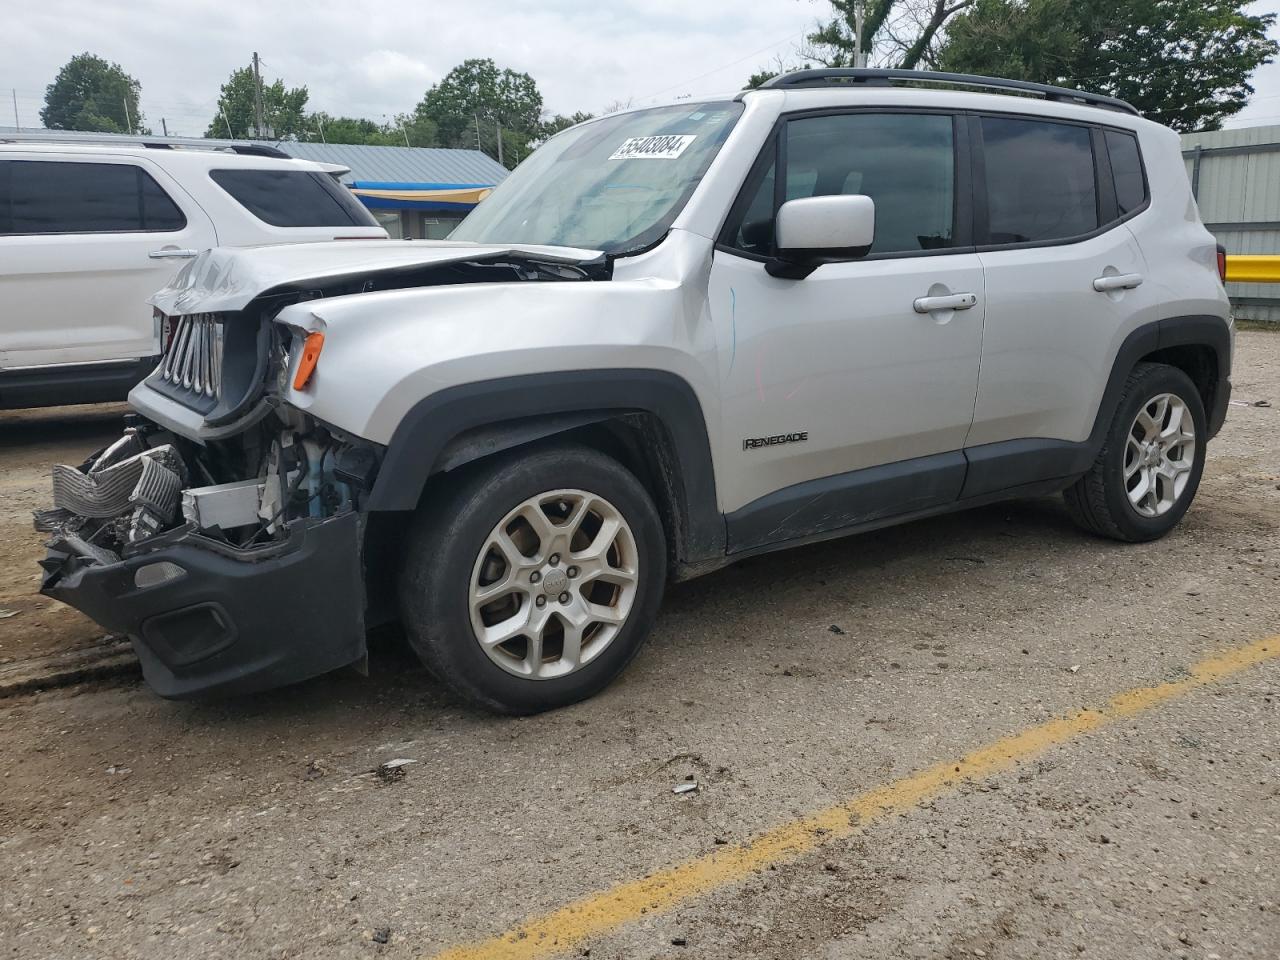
[0,128,508,239]
[267,141,509,239]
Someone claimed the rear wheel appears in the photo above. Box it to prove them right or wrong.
[1064,362,1206,542]
[398,444,666,714]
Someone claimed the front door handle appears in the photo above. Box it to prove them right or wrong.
[1093,273,1144,292]
[149,248,199,260]
[913,292,978,314]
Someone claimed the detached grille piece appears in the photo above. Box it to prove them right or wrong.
[161,313,224,400]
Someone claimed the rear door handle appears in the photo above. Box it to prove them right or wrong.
[1093,273,1144,292]
[913,292,978,314]
[149,248,198,260]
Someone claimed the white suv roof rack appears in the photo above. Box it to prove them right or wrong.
[0,131,293,159]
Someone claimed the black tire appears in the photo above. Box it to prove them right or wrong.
[1064,362,1207,542]
[398,443,666,714]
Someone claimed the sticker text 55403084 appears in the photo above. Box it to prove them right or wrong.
[609,135,697,161]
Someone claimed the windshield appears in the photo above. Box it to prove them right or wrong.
[450,101,744,256]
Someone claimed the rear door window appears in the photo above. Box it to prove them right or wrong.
[209,169,378,228]
[0,159,187,235]
[980,117,1098,245]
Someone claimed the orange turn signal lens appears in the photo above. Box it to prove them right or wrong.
[292,332,325,391]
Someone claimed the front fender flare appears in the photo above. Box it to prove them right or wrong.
[366,369,725,563]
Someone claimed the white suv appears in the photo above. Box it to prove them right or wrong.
[0,140,386,408]
[37,70,1232,713]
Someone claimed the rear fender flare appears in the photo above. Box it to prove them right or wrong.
[1089,314,1231,445]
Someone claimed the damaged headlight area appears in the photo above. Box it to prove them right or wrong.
[35,409,381,699]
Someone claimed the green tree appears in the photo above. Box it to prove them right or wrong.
[803,0,975,70]
[411,58,544,167]
[41,53,146,133]
[938,0,1278,131]
[206,65,309,139]
[745,0,974,86]
[539,111,594,139]
[302,112,437,147]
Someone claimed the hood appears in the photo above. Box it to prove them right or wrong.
[150,239,606,315]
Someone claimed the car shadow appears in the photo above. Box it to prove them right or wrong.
[164,495,1092,731]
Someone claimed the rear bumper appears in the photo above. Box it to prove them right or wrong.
[40,512,367,699]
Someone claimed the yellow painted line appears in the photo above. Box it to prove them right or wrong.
[1225,254,1280,284]
[426,636,1279,960]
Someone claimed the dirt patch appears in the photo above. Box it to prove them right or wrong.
[0,404,129,663]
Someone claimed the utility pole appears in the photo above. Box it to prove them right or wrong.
[853,1,868,68]
[222,107,234,139]
[161,117,168,137]
[11,89,19,131]
[316,117,326,143]
[474,112,482,153]
[252,51,265,139]
[402,123,410,148]
[123,96,133,134]
[495,120,503,166]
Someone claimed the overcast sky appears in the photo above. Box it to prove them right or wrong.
[5,0,1279,138]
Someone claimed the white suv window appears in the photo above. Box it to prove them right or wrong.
[209,169,380,228]
[0,159,187,235]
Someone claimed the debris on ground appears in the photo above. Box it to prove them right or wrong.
[1254,399,1272,408]
[303,759,327,781]
[0,609,17,619]
[371,926,391,944]
[105,764,131,775]
[1068,665,1081,674]
[828,624,846,635]
[671,937,688,946]
[375,758,416,783]
[672,781,698,795]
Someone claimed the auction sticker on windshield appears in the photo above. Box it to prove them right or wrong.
[609,135,697,160]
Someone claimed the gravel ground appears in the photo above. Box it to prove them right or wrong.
[1,333,1278,960]
[0,403,129,664]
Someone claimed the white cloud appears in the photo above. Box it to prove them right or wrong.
[2,0,827,135]
[4,0,1276,136]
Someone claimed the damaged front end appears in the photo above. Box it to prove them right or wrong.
[37,405,375,699]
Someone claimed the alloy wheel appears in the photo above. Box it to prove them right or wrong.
[468,489,640,679]
[1124,392,1196,518]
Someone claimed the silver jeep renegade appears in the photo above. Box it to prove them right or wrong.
[38,70,1232,713]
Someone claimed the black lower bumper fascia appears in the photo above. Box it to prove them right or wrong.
[40,512,367,699]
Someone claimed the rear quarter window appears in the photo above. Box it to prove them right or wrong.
[1105,130,1148,216]
[209,169,379,228]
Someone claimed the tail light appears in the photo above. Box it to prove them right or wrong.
[1217,244,1228,285]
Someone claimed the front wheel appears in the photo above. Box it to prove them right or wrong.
[398,444,666,714]
[1064,362,1207,542]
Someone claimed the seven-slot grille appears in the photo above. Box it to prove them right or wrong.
[160,313,223,399]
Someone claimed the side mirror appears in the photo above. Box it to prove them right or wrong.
[767,194,875,279]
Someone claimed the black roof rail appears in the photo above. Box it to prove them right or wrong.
[227,144,292,159]
[139,141,290,159]
[755,68,1140,117]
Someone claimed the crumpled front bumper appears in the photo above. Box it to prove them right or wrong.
[40,512,367,699]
